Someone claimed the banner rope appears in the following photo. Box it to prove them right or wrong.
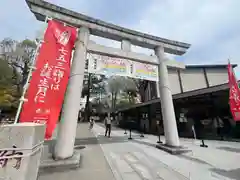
[0,141,44,160]
[0,141,44,152]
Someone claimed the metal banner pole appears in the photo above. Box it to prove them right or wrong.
[14,17,49,124]
[14,43,41,124]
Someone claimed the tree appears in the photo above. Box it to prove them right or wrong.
[136,79,149,102]
[0,87,18,109]
[0,58,18,109]
[81,73,107,121]
[122,78,138,104]
[115,98,131,109]
[81,74,106,98]
[0,38,36,97]
[105,76,139,110]
[0,58,13,87]
[0,38,36,113]
[106,76,125,110]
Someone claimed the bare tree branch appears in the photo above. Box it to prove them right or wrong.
[0,38,36,101]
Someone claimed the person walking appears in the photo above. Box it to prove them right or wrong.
[105,113,112,138]
[89,117,94,130]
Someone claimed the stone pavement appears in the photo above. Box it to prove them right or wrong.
[38,123,115,180]
[93,123,240,180]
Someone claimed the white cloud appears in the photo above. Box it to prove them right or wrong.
[1,0,240,76]
[87,0,240,77]
[135,0,239,43]
[131,0,240,70]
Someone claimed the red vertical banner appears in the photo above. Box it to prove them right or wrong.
[228,62,240,121]
[20,20,77,139]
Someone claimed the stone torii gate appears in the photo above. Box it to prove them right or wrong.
[26,0,191,159]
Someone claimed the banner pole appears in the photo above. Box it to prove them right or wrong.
[14,16,50,124]
[14,42,42,124]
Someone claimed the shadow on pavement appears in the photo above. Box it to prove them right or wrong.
[75,135,142,146]
[217,146,240,153]
[44,136,127,147]
[44,133,144,153]
[95,135,142,145]
[210,168,240,180]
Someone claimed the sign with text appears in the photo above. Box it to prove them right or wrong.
[19,20,77,139]
[132,61,158,81]
[87,53,131,77]
[87,53,159,81]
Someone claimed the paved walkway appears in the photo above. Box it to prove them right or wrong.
[38,123,240,180]
[93,123,240,180]
[38,123,115,180]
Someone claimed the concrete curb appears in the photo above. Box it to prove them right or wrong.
[156,144,191,155]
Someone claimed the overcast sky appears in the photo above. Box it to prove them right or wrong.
[1,0,240,76]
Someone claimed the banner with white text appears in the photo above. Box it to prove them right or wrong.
[19,20,77,139]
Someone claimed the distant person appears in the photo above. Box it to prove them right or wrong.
[216,116,224,140]
[105,113,112,138]
[89,117,94,130]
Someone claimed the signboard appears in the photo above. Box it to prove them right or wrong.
[87,53,159,81]
[132,61,158,81]
[87,53,131,77]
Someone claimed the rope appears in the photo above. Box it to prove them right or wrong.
[0,141,44,152]
[0,141,44,160]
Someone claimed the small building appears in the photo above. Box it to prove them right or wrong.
[117,64,240,140]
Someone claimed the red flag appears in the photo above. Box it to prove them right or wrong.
[19,20,77,139]
[228,61,240,121]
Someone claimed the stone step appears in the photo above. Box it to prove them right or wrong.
[109,152,142,180]
[123,152,158,179]
[125,151,189,180]
[156,143,191,155]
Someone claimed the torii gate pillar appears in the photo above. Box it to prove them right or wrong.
[54,27,90,159]
[155,46,180,146]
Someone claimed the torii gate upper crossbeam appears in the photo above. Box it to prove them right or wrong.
[26,0,191,55]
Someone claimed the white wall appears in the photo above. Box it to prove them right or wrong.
[168,69,181,94]
[206,68,228,86]
[180,68,207,92]
[139,66,231,102]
